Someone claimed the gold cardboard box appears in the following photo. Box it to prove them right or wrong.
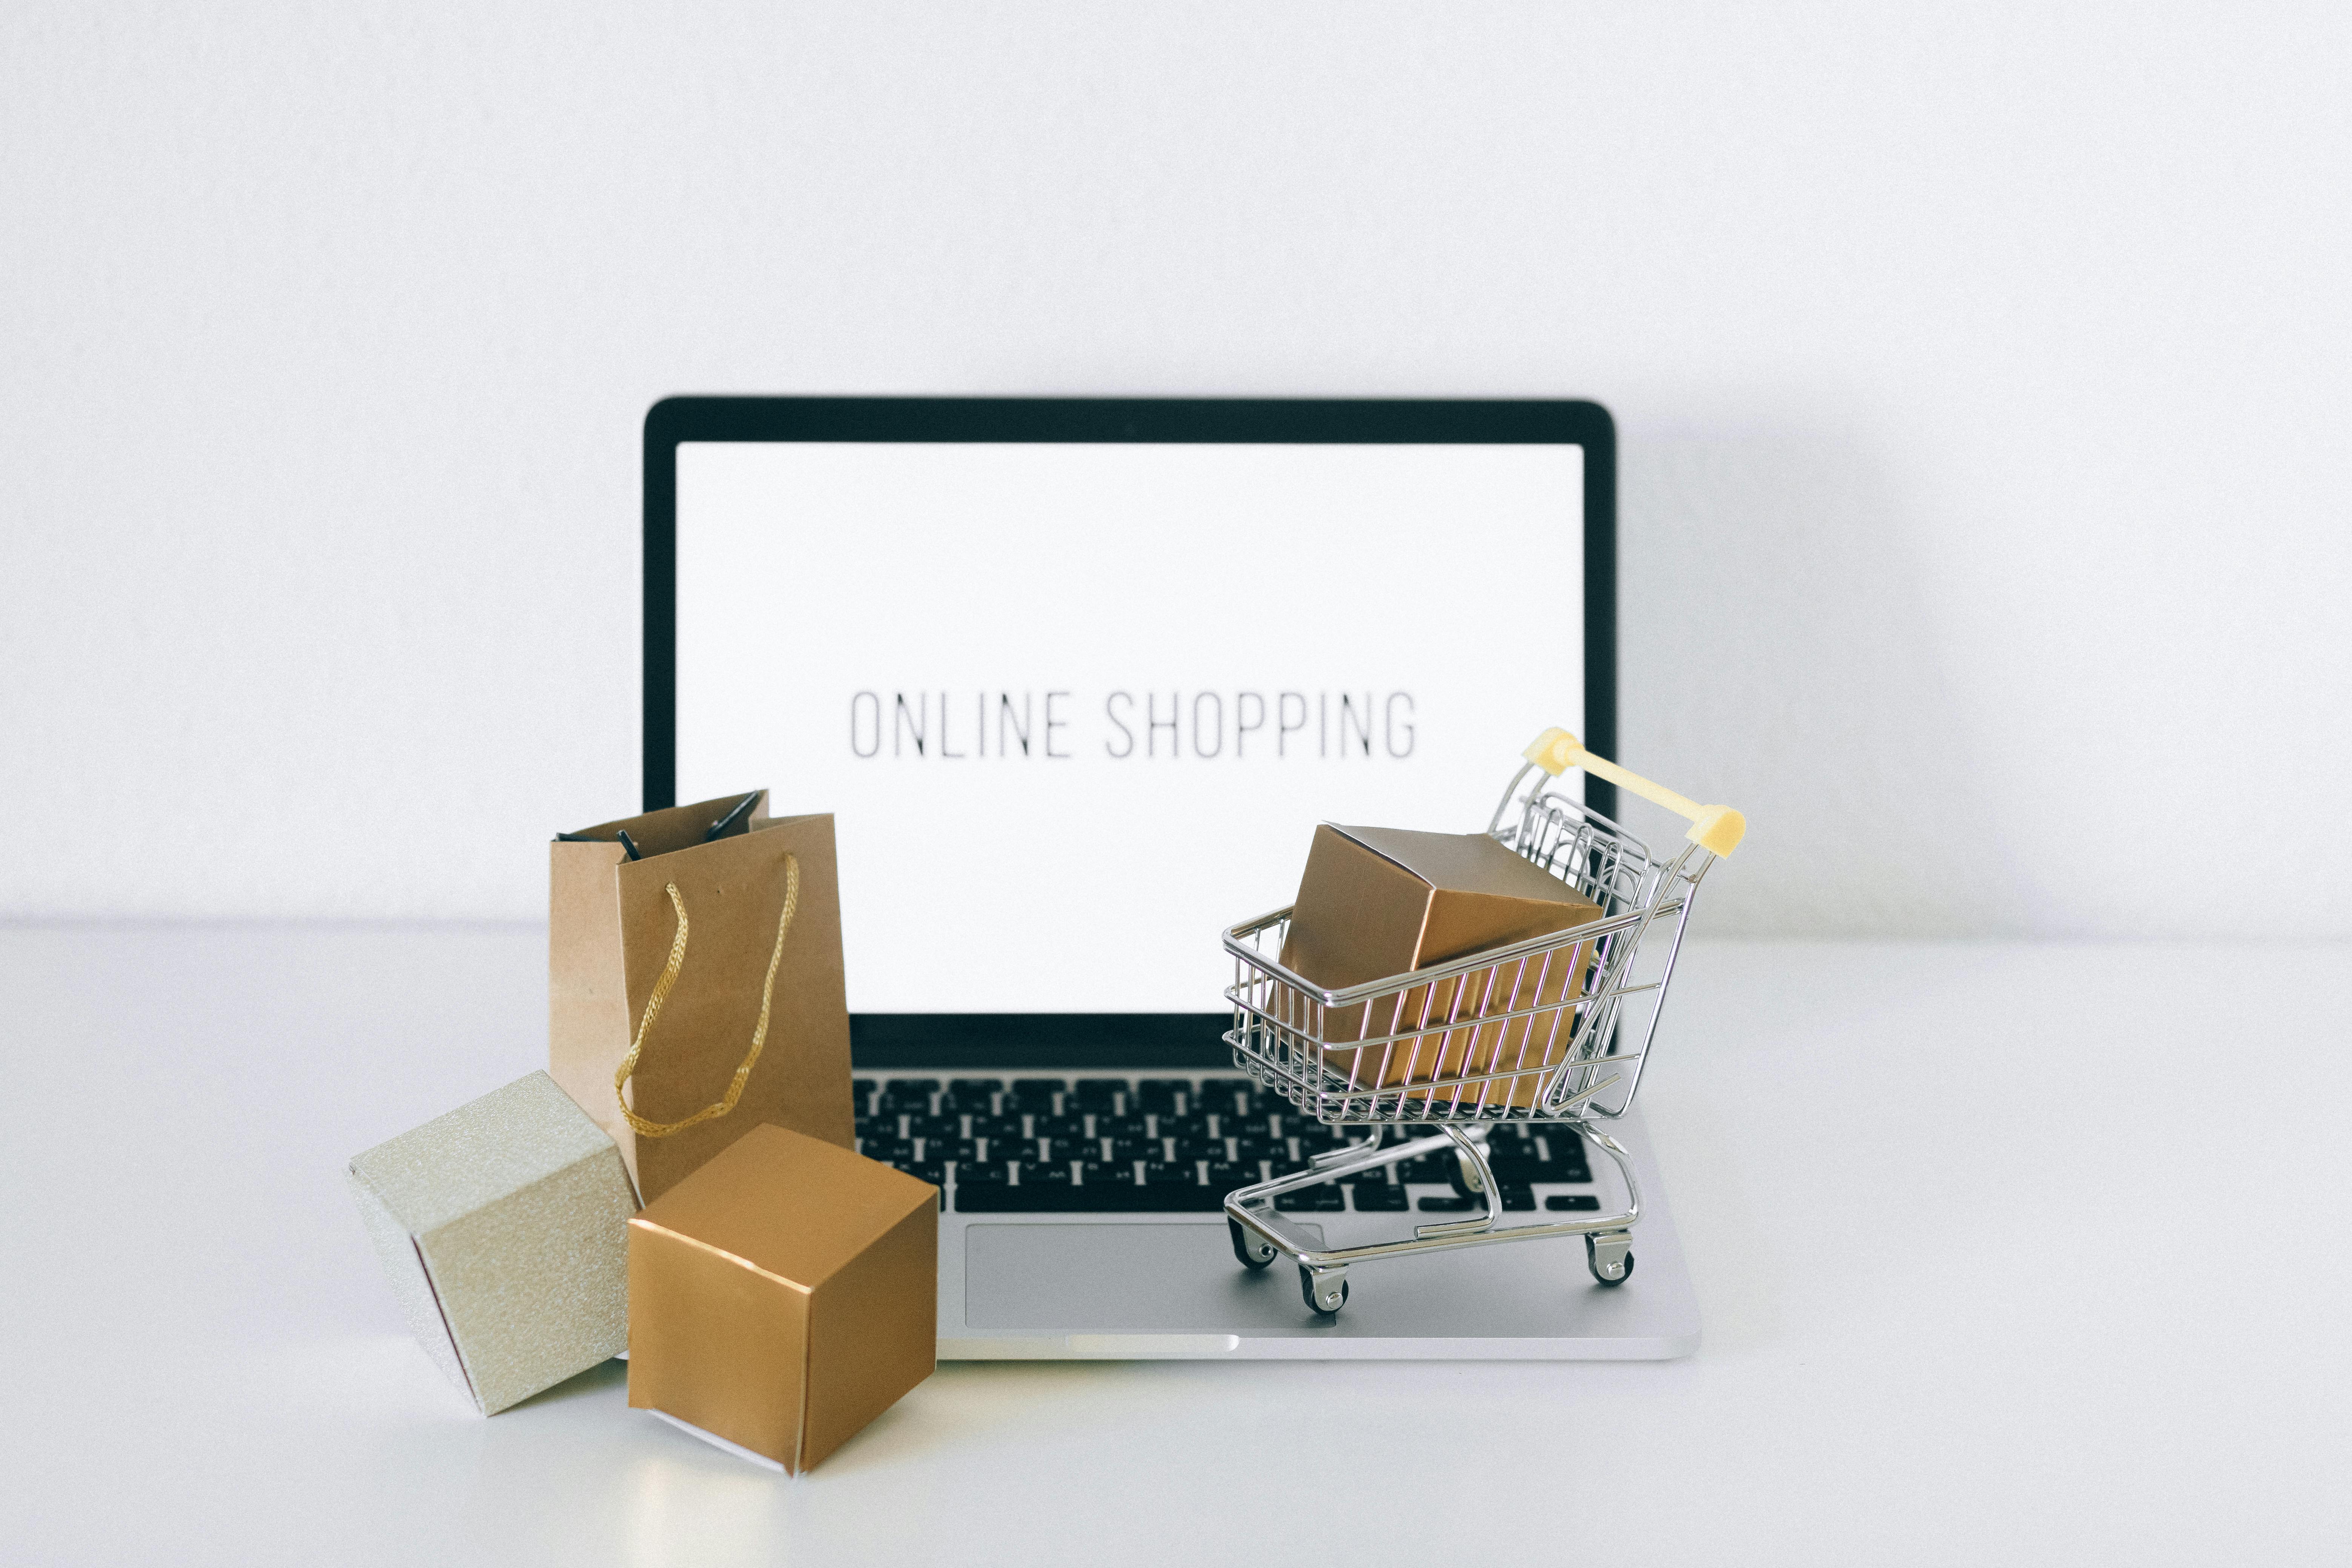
[346,1071,637,1415]
[627,1124,938,1472]
[1277,825,1605,1105]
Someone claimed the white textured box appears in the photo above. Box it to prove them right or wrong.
[348,1071,637,1414]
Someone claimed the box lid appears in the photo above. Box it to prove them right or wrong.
[1283,825,1603,990]
[349,1070,617,1236]
[632,1124,935,1292]
[1332,825,1594,909]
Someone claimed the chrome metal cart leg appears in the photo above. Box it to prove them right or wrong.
[1414,1124,1501,1241]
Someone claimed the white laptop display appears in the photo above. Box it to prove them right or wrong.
[648,397,1697,1358]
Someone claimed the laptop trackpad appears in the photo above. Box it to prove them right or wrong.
[962,1219,1641,1339]
[965,1222,1325,1335]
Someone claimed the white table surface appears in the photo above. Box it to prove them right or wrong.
[3,926,2345,1564]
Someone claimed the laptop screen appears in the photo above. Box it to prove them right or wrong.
[654,402,1610,1051]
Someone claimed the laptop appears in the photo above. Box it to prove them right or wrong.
[644,396,1698,1359]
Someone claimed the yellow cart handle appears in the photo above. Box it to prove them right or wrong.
[1523,728,1746,857]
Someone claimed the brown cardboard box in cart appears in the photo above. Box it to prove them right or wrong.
[549,791,853,1202]
[1276,825,1605,1107]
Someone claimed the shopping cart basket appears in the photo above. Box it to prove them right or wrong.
[1220,727,1744,1315]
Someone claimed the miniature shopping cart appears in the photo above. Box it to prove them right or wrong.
[1220,728,1744,1315]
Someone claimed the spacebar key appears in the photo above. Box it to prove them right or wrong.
[956,1178,1225,1213]
[955,1166,1082,1213]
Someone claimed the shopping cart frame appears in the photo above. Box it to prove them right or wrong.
[1219,728,1743,1315]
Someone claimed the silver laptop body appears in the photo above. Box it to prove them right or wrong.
[651,396,1698,1361]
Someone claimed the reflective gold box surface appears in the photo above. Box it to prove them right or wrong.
[1278,824,1605,1105]
[627,1124,937,1472]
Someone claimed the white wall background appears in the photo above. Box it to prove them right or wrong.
[4,3,2346,938]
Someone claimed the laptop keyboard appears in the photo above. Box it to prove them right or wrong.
[852,1075,1602,1214]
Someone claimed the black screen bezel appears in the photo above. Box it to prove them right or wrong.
[644,396,1616,1067]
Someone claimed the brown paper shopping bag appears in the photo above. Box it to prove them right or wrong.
[548,791,853,1203]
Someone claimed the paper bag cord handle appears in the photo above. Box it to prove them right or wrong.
[613,855,800,1140]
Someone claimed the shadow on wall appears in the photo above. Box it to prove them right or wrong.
[1616,431,2032,939]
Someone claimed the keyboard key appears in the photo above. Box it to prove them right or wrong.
[1094,1113,1153,1143]
[1276,1186,1346,1212]
[879,1079,939,1110]
[905,1114,960,1144]
[1351,1183,1409,1211]
[1544,1193,1601,1212]
[1539,1134,1594,1183]
[955,1158,1224,1212]
[945,1152,1082,1213]
[1134,1079,1189,1113]
[1029,1115,1089,1144]
[1070,1160,1145,1211]
[1168,1136,1229,1163]
[964,1115,1024,1145]
[1099,1135,1159,1162]
[856,1137,917,1167]
[1006,1079,1066,1110]
[954,1166,1063,1212]
[1136,1174,1223,1211]
[1416,1195,1477,1212]
[852,1078,877,1110]
[1069,1079,1124,1109]
[1202,1162,1256,1194]
[1198,1078,1253,1112]
[1132,1163,1215,1211]
[1499,1184,1537,1212]
[939,1078,1002,1112]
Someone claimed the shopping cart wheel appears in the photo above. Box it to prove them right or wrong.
[1229,1217,1277,1270]
[1585,1232,1635,1286]
[1300,1265,1349,1315]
